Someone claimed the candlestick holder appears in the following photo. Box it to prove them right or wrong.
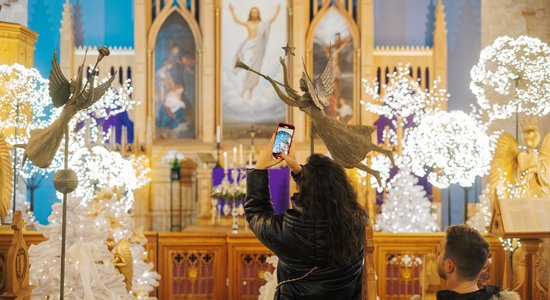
[215,142,221,168]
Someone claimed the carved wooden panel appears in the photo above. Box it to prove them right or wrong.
[239,252,274,299]
[171,250,216,298]
[385,253,423,299]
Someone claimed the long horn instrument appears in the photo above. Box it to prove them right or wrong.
[235,59,298,94]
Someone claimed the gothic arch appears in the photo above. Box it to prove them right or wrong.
[305,3,361,129]
[147,3,203,141]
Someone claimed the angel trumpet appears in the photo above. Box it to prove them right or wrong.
[234,58,297,93]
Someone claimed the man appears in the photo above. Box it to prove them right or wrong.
[437,225,519,300]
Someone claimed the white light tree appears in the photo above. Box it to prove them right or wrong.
[375,168,439,233]
[402,110,493,223]
[470,35,550,122]
[402,110,492,189]
[0,64,61,221]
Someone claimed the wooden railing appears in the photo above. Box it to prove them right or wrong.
[3,227,504,299]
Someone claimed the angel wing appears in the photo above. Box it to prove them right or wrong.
[112,238,134,291]
[49,52,71,108]
[302,55,334,110]
[489,132,519,202]
[537,133,550,195]
[77,74,116,110]
[0,133,12,221]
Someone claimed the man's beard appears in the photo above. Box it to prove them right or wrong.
[437,264,447,280]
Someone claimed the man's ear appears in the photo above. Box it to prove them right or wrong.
[445,259,455,274]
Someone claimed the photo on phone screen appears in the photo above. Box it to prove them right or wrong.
[273,124,294,157]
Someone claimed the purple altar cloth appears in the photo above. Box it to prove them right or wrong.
[212,167,290,214]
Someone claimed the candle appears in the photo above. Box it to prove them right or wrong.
[216,125,221,144]
[110,125,116,150]
[223,152,228,172]
[239,144,243,166]
[84,119,91,148]
[248,153,253,167]
[233,147,237,166]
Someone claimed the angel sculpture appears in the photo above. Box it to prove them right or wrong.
[21,47,114,168]
[490,116,550,202]
[107,237,133,291]
[238,54,394,184]
[0,132,12,221]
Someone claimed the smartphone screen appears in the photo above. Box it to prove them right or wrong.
[272,123,295,157]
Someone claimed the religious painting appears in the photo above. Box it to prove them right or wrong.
[221,0,287,139]
[154,11,196,140]
[312,9,355,124]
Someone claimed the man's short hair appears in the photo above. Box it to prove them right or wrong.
[444,225,490,280]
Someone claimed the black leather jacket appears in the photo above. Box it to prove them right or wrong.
[245,169,364,300]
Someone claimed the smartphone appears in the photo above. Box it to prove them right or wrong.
[272,122,295,158]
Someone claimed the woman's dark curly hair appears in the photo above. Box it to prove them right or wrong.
[299,154,368,266]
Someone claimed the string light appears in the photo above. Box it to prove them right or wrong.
[470,35,550,121]
[402,110,492,188]
[361,64,447,124]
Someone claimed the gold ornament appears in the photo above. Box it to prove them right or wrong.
[0,132,12,220]
[108,238,133,292]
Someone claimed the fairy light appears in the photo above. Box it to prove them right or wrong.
[374,168,439,233]
[402,110,492,188]
[361,64,447,123]
[470,35,550,121]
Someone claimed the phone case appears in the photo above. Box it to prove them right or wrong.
[273,122,295,158]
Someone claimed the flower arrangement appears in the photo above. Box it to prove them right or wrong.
[162,150,184,169]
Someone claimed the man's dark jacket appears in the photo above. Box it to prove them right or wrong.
[244,169,364,300]
[436,285,520,300]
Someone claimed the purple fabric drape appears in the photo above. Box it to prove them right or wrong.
[212,167,290,214]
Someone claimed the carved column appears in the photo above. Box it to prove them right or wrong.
[289,0,307,143]
[195,167,213,224]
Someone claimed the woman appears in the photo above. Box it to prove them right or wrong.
[245,135,368,299]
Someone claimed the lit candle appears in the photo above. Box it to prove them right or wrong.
[239,144,243,166]
[233,147,237,167]
[216,125,221,144]
[223,152,228,172]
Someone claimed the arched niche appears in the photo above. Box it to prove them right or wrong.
[147,4,202,141]
[305,4,360,129]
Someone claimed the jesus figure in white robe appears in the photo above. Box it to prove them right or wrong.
[229,4,281,99]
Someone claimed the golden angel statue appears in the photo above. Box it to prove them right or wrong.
[22,47,114,169]
[490,116,550,201]
[236,52,394,184]
[490,115,550,293]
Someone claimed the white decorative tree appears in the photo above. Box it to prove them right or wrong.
[470,35,550,122]
[375,168,439,233]
[29,195,131,299]
[467,187,492,233]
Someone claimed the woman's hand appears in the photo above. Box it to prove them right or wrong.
[280,141,301,174]
[255,134,283,170]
